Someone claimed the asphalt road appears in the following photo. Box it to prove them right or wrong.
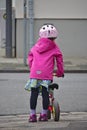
[0,73,87,115]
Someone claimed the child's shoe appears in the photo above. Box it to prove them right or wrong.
[39,114,48,121]
[29,114,37,122]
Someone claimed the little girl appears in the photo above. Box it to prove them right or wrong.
[25,24,64,122]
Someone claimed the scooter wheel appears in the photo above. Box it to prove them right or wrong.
[52,100,60,121]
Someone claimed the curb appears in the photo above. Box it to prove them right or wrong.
[0,69,87,73]
[0,69,29,73]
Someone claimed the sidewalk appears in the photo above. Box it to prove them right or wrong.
[0,112,87,130]
[0,57,87,72]
[0,57,28,72]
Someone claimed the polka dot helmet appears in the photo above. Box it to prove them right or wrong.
[39,24,58,39]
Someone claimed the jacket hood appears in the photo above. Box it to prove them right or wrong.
[35,38,56,53]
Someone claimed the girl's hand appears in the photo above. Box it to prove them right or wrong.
[53,73,64,77]
[53,73,57,76]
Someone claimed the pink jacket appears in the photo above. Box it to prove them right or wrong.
[28,38,64,80]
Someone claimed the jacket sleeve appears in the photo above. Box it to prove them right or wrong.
[55,47,64,77]
[28,50,33,69]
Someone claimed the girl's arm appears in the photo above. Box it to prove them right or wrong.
[28,51,33,69]
[55,48,64,77]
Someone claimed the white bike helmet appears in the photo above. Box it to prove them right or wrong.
[39,24,58,39]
